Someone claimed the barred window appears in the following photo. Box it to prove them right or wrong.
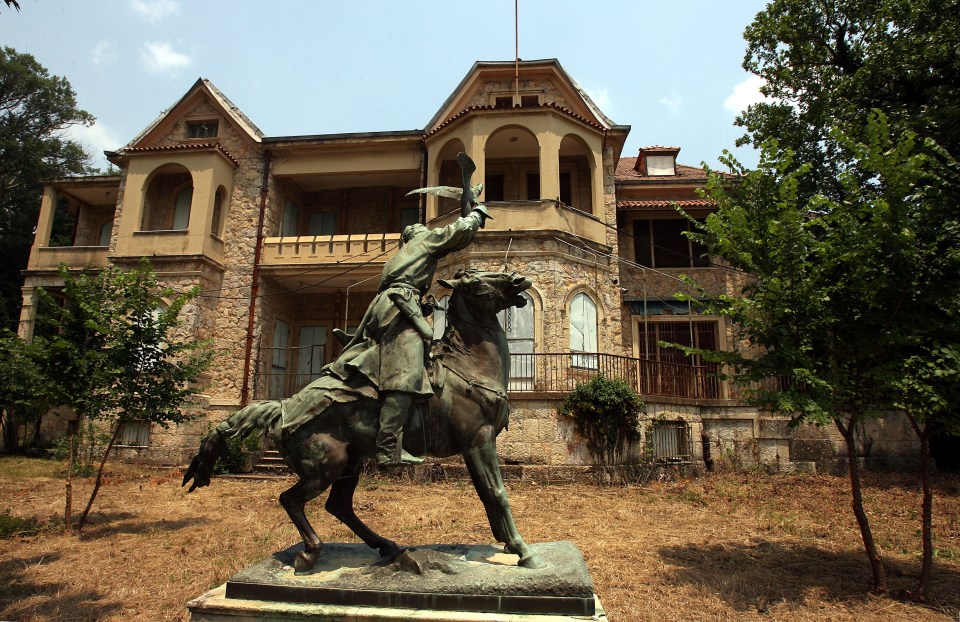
[117,421,151,447]
[649,420,692,462]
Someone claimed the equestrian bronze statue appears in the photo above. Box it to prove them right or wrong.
[183,155,545,573]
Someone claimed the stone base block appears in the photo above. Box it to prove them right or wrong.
[187,541,607,621]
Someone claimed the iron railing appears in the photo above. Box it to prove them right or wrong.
[252,351,735,402]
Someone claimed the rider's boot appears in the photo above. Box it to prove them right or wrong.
[376,391,424,468]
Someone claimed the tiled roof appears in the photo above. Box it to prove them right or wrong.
[617,199,715,209]
[616,157,710,182]
[640,145,681,152]
[122,142,240,167]
[426,102,606,137]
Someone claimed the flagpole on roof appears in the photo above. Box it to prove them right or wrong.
[514,0,520,104]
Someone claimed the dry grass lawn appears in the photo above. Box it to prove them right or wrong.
[1,457,959,621]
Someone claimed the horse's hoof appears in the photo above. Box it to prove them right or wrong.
[518,553,547,570]
[379,540,402,559]
[294,549,321,573]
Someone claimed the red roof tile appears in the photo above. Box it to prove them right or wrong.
[122,142,240,167]
[616,157,709,182]
[617,199,715,209]
[425,102,605,136]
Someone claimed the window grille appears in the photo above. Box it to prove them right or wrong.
[117,421,151,447]
[649,420,692,462]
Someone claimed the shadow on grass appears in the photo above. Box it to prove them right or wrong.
[0,552,122,621]
[659,539,960,613]
[78,513,209,540]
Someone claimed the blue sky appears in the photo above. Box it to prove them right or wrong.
[1,0,771,171]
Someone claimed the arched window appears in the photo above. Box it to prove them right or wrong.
[498,291,534,390]
[173,187,192,230]
[569,292,598,369]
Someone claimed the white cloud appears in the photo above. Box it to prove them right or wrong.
[130,0,179,22]
[659,94,682,114]
[64,121,123,170]
[724,75,770,115]
[585,87,612,114]
[91,40,117,65]
[140,41,192,75]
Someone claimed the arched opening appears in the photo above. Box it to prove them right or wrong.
[141,164,193,231]
[484,126,540,203]
[211,186,226,237]
[559,133,594,213]
[569,291,598,369]
[434,139,467,217]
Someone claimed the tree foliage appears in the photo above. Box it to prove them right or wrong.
[0,47,94,328]
[37,259,213,530]
[691,113,960,595]
[0,330,57,452]
[737,0,960,197]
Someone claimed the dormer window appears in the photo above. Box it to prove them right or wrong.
[636,146,680,176]
[187,120,218,139]
[489,91,543,108]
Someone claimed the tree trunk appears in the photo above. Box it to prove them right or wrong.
[64,426,75,532]
[907,413,933,601]
[836,415,888,594]
[77,422,120,532]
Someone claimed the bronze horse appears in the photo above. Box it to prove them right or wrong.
[182,270,545,572]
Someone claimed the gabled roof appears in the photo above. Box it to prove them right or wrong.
[122,78,263,150]
[425,59,619,132]
[616,157,710,183]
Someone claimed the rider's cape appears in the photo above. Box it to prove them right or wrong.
[279,374,377,437]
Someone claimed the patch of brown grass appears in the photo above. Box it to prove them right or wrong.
[1,459,959,621]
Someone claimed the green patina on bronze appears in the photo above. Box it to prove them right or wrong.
[183,155,546,574]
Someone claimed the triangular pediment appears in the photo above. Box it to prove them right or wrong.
[425,59,616,133]
[123,78,263,151]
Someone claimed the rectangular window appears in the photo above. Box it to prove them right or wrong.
[559,172,572,206]
[640,320,721,398]
[646,155,675,176]
[116,421,151,447]
[634,219,709,268]
[400,207,419,231]
[520,94,539,107]
[281,199,300,237]
[485,174,505,202]
[187,120,218,139]
[649,420,692,462]
[308,211,337,236]
[296,326,328,392]
[494,96,512,108]
[525,173,540,200]
[270,320,290,399]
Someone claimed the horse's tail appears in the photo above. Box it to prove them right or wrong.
[181,401,283,492]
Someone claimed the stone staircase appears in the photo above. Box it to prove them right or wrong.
[254,449,291,474]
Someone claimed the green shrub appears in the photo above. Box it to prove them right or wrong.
[559,374,644,466]
[0,508,41,538]
[213,432,262,474]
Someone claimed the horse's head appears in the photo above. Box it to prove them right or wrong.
[438,270,532,320]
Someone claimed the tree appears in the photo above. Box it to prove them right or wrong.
[690,113,960,596]
[737,0,960,197]
[38,260,213,531]
[0,330,57,452]
[0,47,94,329]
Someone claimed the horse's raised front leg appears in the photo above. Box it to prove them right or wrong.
[463,426,546,569]
[325,450,402,559]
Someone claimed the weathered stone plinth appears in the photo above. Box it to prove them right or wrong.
[187,541,607,621]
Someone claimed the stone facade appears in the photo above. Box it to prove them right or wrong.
[12,61,918,473]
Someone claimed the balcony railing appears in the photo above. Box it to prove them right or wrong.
[252,351,735,403]
[261,233,401,266]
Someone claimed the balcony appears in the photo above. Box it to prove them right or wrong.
[259,232,402,288]
[27,246,109,271]
[430,200,607,242]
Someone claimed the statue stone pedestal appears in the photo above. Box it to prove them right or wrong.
[187,541,607,621]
